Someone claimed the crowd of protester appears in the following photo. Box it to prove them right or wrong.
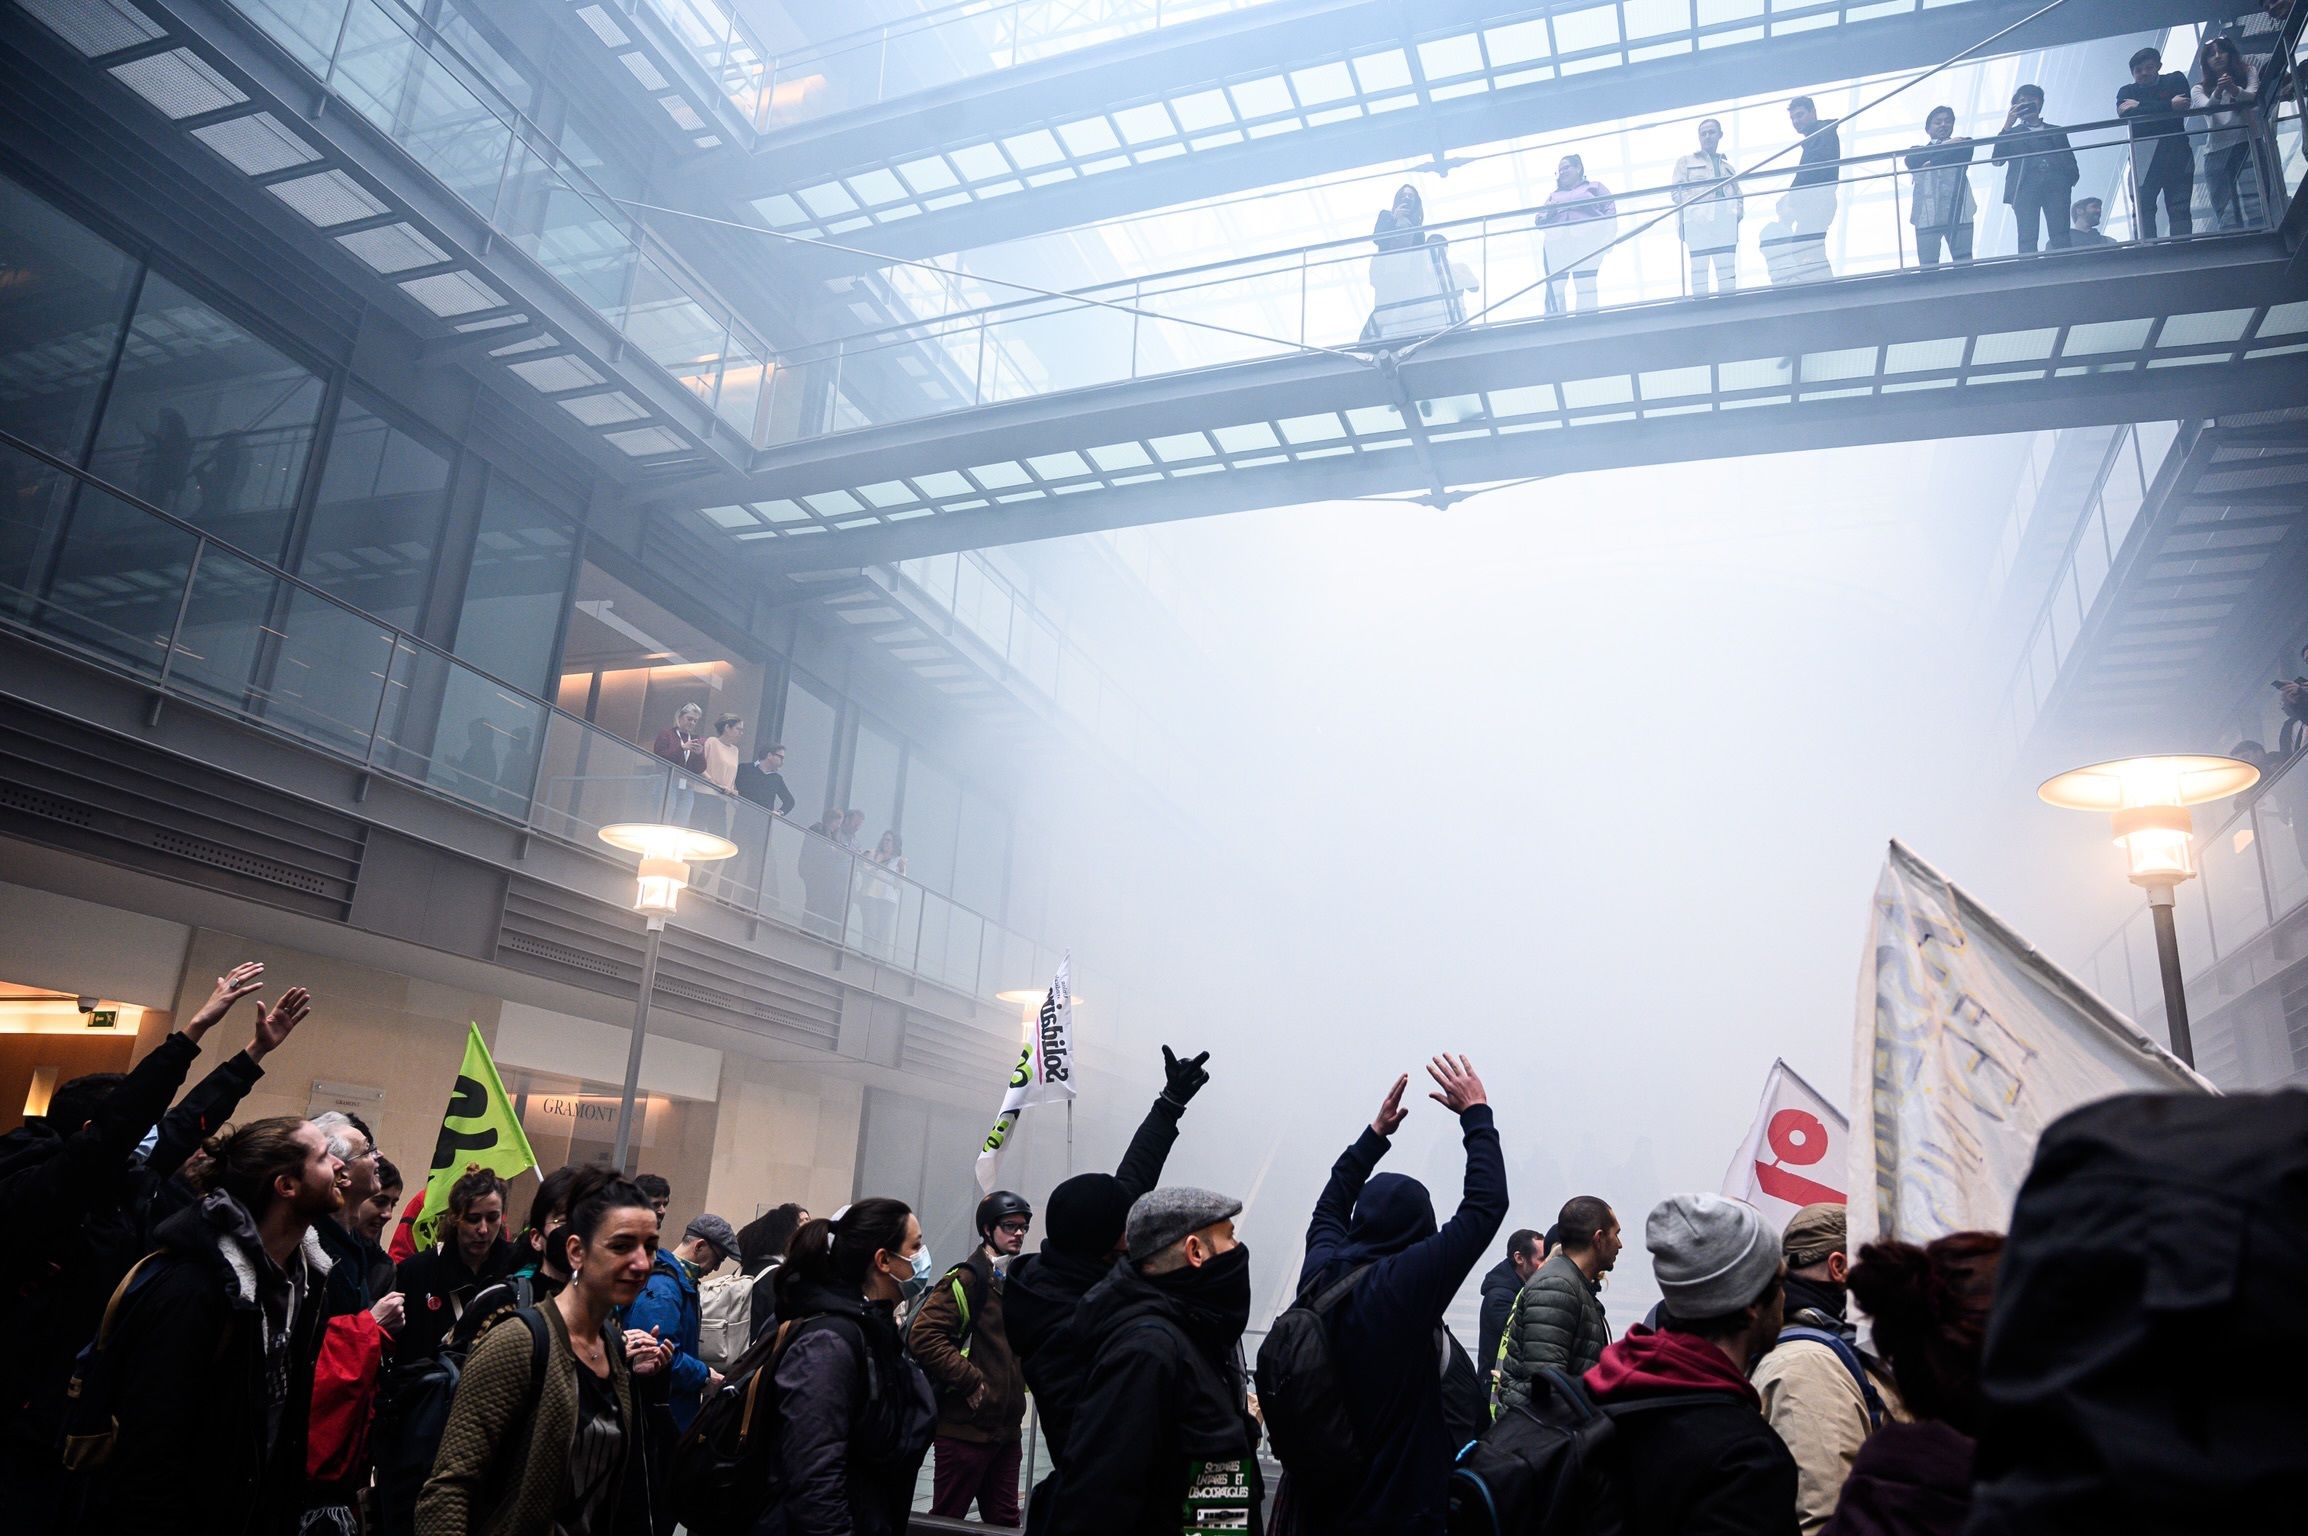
[4,963,2300,1536]
[1358,15,2290,335]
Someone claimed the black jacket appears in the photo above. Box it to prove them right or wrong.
[1004,1092,1186,1464]
[0,1036,262,1445]
[761,1278,936,1536]
[394,1234,518,1364]
[735,763,793,815]
[1290,1106,1509,1536]
[1476,1257,1521,1378]
[1046,1261,1261,1536]
[81,1190,331,1536]
[1606,1390,1798,1536]
[1992,121,2079,200]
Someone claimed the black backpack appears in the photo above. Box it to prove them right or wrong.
[1446,1367,1716,1536]
[671,1312,864,1536]
[1253,1264,1371,1486]
[369,1275,541,1536]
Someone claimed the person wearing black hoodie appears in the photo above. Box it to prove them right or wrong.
[1046,1186,1261,1536]
[1477,1228,1544,1388]
[0,964,305,1534]
[1004,1045,1211,1530]
[79,1116,346,1536]
[1279,1055,1508,1536]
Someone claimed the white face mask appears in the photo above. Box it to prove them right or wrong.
[900,1244,934,1303]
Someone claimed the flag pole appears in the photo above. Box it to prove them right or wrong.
[613,914,664,1173]
[1065,1099,1075,1178]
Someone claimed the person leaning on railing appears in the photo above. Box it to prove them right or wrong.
[2117,46,2196,241]
[1904,106,1981,267]
[2193,36,2263,231]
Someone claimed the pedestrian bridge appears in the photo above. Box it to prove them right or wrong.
[680,0,2207,263]
[652,116,2308,572]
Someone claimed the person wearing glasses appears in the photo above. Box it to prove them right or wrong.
[911,1191,1036,1526]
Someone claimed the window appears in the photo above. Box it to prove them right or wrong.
[848,715,904,843]
[899,754,963,894]
[0,173,140,461]
[453,473,576,693]
[297,394,452,633]
[86,271,323,561]
[778,674,840,820]
[952,785,1011,919]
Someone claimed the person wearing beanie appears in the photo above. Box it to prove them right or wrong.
[1584,1193,1798,1536]
[1045,1187,1259,1536]
[1822,1233,2003,1536]
[1752,1202,1904,1533]
[1003,1045,1210,1526]
[1275,1055,1507,1536]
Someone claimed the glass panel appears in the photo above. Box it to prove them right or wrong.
[533,709,675,844]
[623,255,729,400]
[252,585,399,752]
[2257,755,2308,922]
[26,479,195,677]
[2198,815,2271,957]
[332,0,514,217]
[952,786,1011,918]
[897,754,961,895]
[796,827,855,941]
[87,272,323,561]
[374,643,548,817]
[777,673,840,819]
[499,142,640,319]
[232,0,351,75]
[452,474,576,694]
[298,396,452,633]
[0,172,140,461]
[847,714,903,840]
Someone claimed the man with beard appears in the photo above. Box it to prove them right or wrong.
[1004,1045,1211,1530]
[1046,1188,1260,1536]
[80,1117,346,1534]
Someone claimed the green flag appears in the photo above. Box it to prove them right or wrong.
[412,1022,537,1250]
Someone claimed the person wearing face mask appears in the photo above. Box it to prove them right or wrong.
[760,1199,938,1536]
[1270,1056,1505,1536]
[416,1167,673,1535]
[1045,1188,1261,1536]
[911,1191,1033,1525]
[623,1214,737,1436]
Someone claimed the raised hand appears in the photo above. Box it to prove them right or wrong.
[1426,1054,1487,1115]
[1371,1074,1410,1138]
[185,962,266,1041]
[246,986,311,1062]
[1161,1046,1212,1108]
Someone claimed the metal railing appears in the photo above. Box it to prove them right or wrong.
[0,430,1060,999]
[751,107,2302,448]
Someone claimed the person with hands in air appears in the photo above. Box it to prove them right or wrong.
[417,1167,673,1536]
[0,962,310,1534]
[1273,1055,1509,1536]
[1004,1044,1214,1529]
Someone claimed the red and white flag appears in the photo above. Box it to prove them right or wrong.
[1722,1058,1850,1228]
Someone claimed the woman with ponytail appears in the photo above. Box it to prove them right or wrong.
[416,1167,672,1535]
[761,1198,937,1536]
[1822,1232,2004,1536]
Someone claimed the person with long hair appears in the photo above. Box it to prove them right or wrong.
[859,830,905,953]
[739,1201,811,1342]
[416,1168,672,1535]
[762,1199,937,1536]
[1822,1232,2005,1536]
[1535,154,1620,314]
[2193,37,2262,230]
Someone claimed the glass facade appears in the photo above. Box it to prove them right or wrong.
[300,395,454,634]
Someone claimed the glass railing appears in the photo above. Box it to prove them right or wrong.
[2084,747,2308,1026]
[226,0,776,445]
[755,111,2298,447]
[0,430,1058,999]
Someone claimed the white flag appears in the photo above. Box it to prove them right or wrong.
[1722,1059,1851,1229]
[975,955,1076,1194]
[1852,842,2212,1244]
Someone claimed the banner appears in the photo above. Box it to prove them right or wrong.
[976,955,1075,1194]
[1852,841,2211,1244]
[1722,1058,1850,1230]
[411,1022,539,1250]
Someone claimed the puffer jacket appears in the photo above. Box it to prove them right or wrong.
[1495,1249,1610,1410]
[761,1279,936,1536]
[908,1247,1026,1443]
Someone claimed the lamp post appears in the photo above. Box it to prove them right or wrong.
[2038,754,2259,1066]
[597,823,737,1170]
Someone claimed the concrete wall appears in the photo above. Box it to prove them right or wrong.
[702,1054,865,1231]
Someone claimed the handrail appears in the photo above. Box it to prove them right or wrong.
[0,430,1041,972]
[787,108,2290,354]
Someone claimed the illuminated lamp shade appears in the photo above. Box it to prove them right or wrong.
[2038,754,2260,887]
[597,823,738,915]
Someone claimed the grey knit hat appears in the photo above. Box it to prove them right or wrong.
[1125,1186,1243,1265]
[1647,1194,1781,1319]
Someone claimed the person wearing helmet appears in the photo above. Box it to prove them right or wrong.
[909,1187,1037,1523]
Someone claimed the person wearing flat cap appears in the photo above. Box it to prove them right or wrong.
[1584,1193,1799,1536]
[1044,1186,1263,1536]
[622,1212,737,1434]
[1753,1202,1904,1533]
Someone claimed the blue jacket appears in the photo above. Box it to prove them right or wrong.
[624,1249,708,1429]
[1293,1105,1508,1536]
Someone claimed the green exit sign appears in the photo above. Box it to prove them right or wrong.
[88,1009,118,1030]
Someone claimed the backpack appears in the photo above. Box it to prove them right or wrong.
[938,1262,983,1360]
[1774,1325,1885,1431]
[59,1252,172,1472]
[370,1275,539,1536]
[671,1311,866,1536]
[1253,1264,1372,1487]
[696,1269,756,1373]
[1446,1366,1718,1536]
